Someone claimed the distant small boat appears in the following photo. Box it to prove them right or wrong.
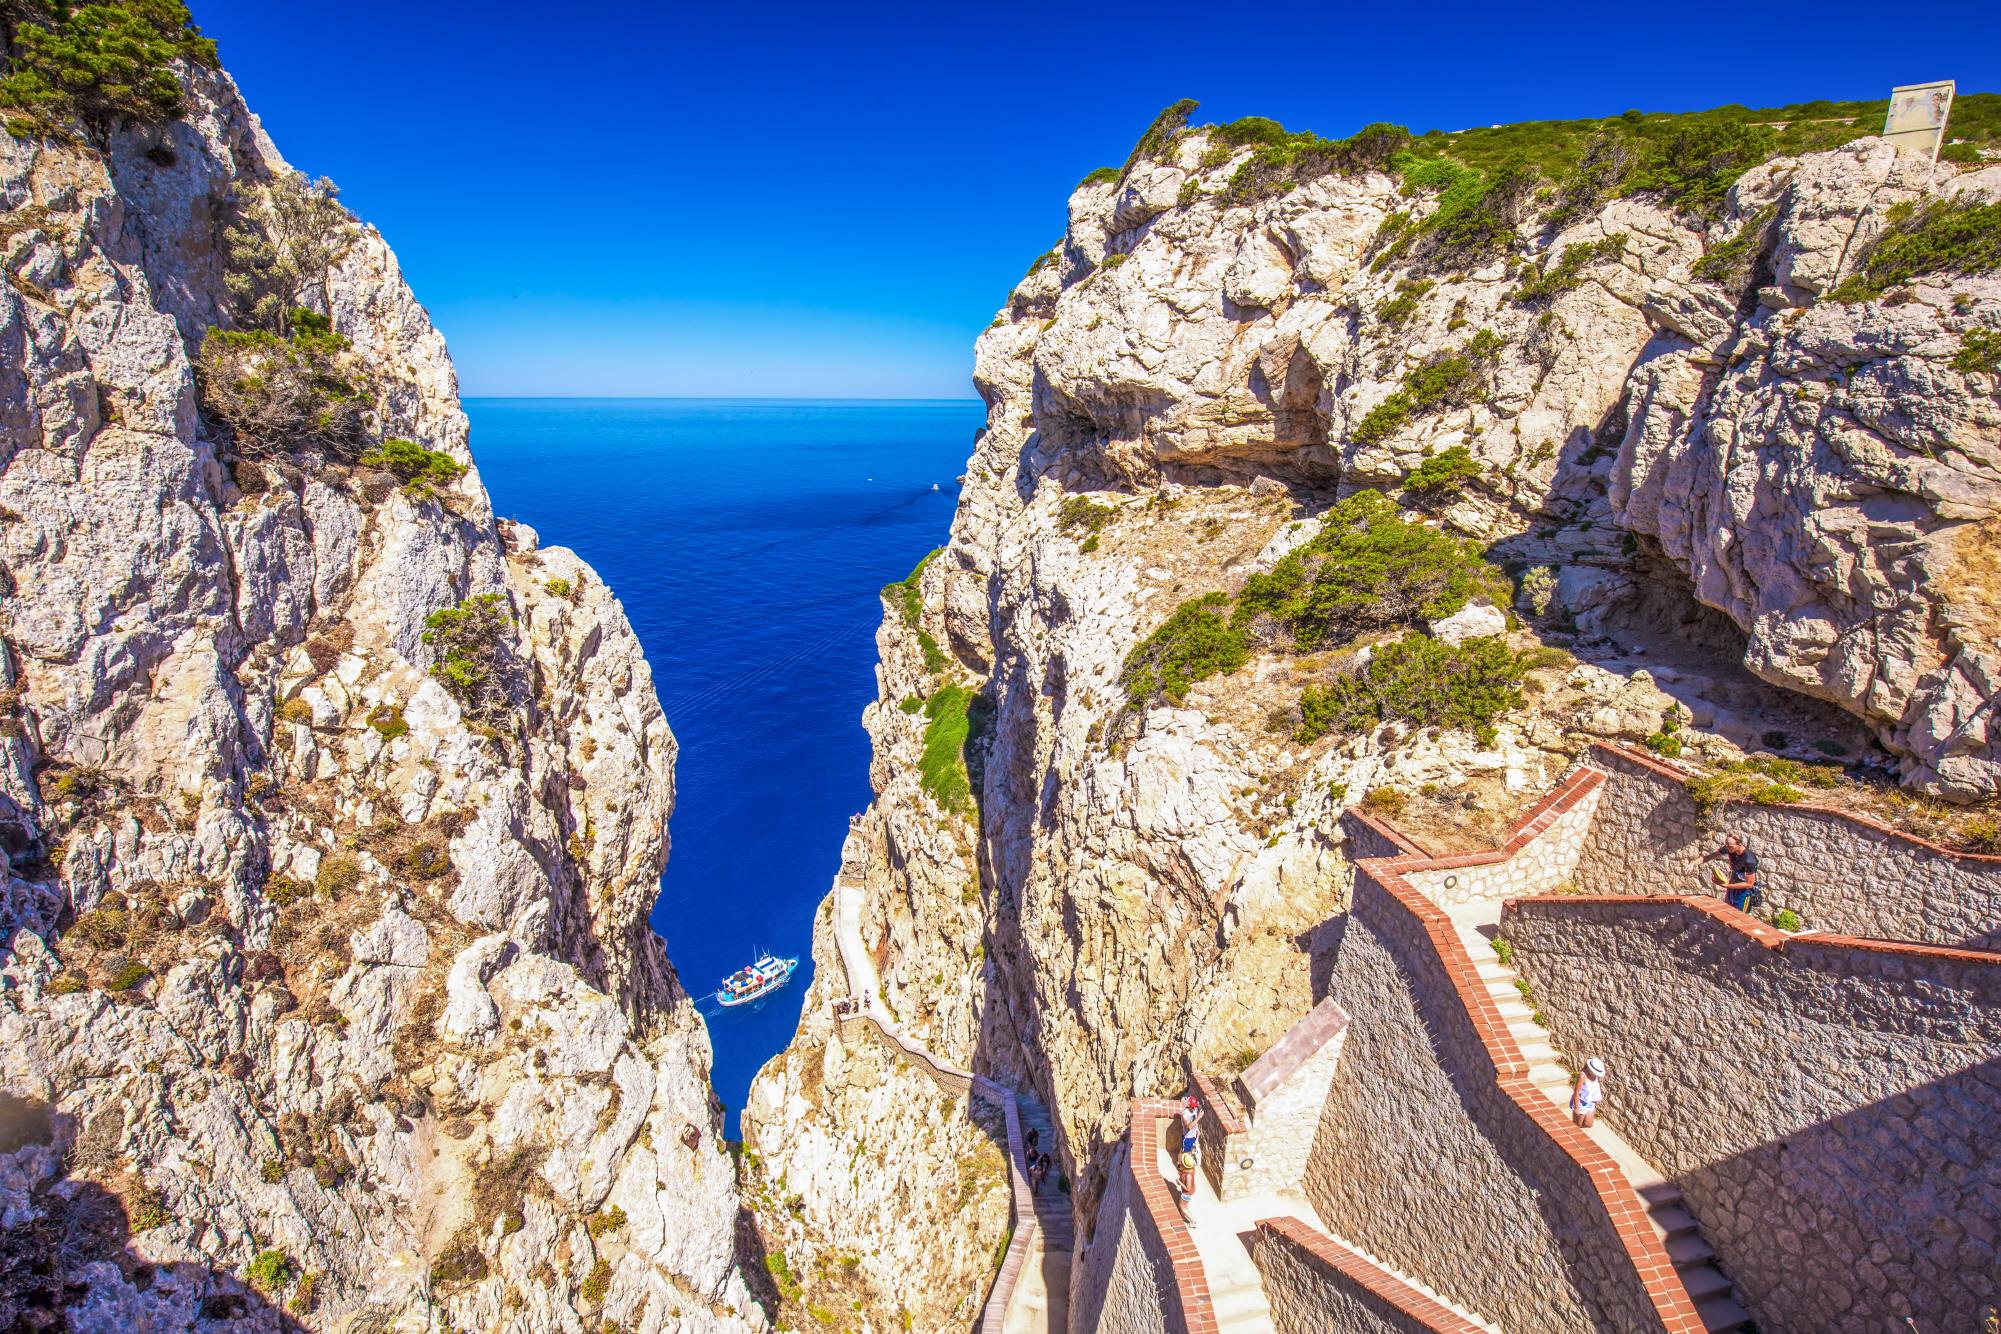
[931,482,940,491]
[716,952,797,1008]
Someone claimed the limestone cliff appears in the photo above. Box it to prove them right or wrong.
[0,54,761,1334]
[750,103,2001,1327]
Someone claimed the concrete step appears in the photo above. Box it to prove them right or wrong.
[1697,1292,1754,1331]
[1649,1204,1700,1240]
[1680,1265,1733,1301]
[1666,1232,1716,1267]
[1491,998,1535,1022]
[1638,1181,1683,1207]
[1513,1039,1559,1066]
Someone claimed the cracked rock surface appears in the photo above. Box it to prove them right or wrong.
[0,61,761,1334]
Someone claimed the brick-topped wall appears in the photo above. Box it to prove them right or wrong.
[1073,1100,1219,1334]
[1398,766,1604,908]
[1502,894,2001,1332]
[1252,1217,1492,1333]
[1577,744,2001,950]
[1192,1000,1350,1202]
[1304,865,1697,1333]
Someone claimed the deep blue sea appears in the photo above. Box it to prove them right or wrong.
[465,399,983,1135]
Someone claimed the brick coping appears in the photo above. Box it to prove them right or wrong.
[1504,892,2001,969]
[1346,763,1711,1333]
[1355,765,1607,878]
[1592,741,2001,866]
[1350,865,1707,1331]
[1126,1097,1221,1334]
[1253,1216,1491,1333]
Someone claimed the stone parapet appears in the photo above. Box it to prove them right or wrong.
[1252,1217,1492,1333]
[1578,743,2001,950]
[1085,1098,1219,1334]
[1333,862,1707,1332]
[1193,999,1351,1202]
[1390,765,1605,909]
[1501,891,2001,1332]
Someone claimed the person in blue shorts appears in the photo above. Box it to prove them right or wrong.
[1705,833,1760,912]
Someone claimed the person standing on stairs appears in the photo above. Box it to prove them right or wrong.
[1179,1095,1202,1160]
[1175,1149,1198,1219]
[1704,833,1762,913]
[1570,1056,1606,1128]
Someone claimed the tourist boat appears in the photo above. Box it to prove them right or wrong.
[716,952,797,1008]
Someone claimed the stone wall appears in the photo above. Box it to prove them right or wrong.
[1193,999,1349,1202]
[1400,767,1603,909]
[1303,866,1692,1333]
[1252,1218,1491,1334]
[1577,745,2001,950]
[1071,1100,1217,1334]
[1071,1146,1170,1334]
[1502,894,2001,1333]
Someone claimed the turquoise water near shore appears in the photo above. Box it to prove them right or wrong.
[464,398,983,1135]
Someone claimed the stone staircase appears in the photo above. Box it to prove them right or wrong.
[1159,1130,1501,1333]
[1468,926,1753,1333]
[1014,1095,1076,1255]
[830,867,1070,1332]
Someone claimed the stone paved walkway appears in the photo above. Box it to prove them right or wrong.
[831,880,1064,1333]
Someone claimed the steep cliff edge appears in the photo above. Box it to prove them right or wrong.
[0,30,761,1334]
[750,98,2001,1326]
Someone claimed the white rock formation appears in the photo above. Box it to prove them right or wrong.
[750,116,2001,1323]
[0,60,761,1333]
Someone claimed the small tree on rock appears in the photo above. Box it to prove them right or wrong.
[422,593,516,723]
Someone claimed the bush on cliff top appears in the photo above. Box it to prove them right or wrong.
[0,0,216,137]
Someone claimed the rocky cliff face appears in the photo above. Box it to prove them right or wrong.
[0,62,761,1333]
[751,114,2001,1324]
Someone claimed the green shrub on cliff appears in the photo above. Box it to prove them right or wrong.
[0,0,217,137]
[1236,491,1507,646]
[422,593,514,721]
[1120,593,1248,706]
[1351,329,1504,445]
[1295,633,1527,743]
[1215,118,1413,203]
[1511,233,1626,305]
[920,685,976,814]
[1120,491,1508,706]
[1120,97,1199,175]
[1400,446,1483,502]
[1831,198,2001,302]
[196,310,369,460]
[361,438,464,488]
[1691,206,1777,292]
[1956,328,2001,376]
[882,548,940,628]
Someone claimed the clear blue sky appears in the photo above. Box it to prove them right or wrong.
[192,0,1995,398]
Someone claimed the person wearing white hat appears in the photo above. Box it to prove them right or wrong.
[1571,1057,1607,1128]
